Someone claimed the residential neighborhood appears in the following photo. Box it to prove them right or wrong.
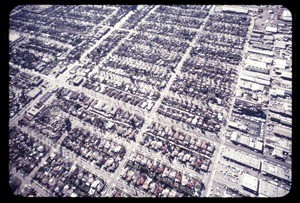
[9,5,292,197]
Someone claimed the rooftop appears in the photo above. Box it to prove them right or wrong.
[242,173,259,193]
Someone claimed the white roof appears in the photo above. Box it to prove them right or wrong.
[228,121,239,129]
[70,165,77,172]
[248,48,274,56]
[282,9,292,21]
[91,180,100,188]
[259,180,277,197]
[265,26,278,33]
[262,161,292,182]
[113,145,122,153]
[241,70,270,81]
[9,33,20,42]
[222,148,261,170]
[222,6,248,14]
[242,173,259,192]
[254,141,263,151]
[26,88,42,98]
[246,59,267,69]
[281,71,292,79]
[283,9,292,18]
[251,83,264,91]
[274,59,287,69]
[261,56,273,64]
[276,89,285,96]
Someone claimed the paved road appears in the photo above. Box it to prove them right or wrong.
[20,124,112,183]
[11,167,50,197]
[203,12,255,197]
[61,109,204,179]
[223,139,291,169]
[9,5,219,197]
[9,5,292,198]
[9,71,57,128]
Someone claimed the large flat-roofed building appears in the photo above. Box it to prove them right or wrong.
[240,75,270,86]
[265,136,291,155]
[282,9,292,21]
[248,48,274,56]
[273,126,292,139]
[265,26,278,33]
[27,107,40,117]
[261,161,292,183]
[238,80,264,91]
[273,58,287,69]
[228,121,247,133]
[222,148,261,170]
[281,71,292,80]
[23,5,52,14]
[272,147,285,160]
[241,173,259,194]
[222,6,249,14]
[26,88,42,99]
[230,132,263,152]
[259,179,289,197]
[246,59,267,69]
[269,107,284,115]
[248,54,273,64]
[245,66,269,74]
[73,76,84,86]
[241,70,270,81]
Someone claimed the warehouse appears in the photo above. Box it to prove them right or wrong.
[26,88,42,99]
[273,126,292,139]
[280,71,292,80]
[265,26,278,33]
[261,160,292,183]
[221,6,249,14]
[222,148,261,170]
[259,180,289,197]
[248,48,274,56]
[241,173,259,194]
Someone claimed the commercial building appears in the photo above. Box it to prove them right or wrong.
[265,136,291,155]
[273,126,292,139]
[261,161,292,183]
[245,59,269,73]
[241,173,259,194]
[26,88,42,99]
[238,80,264,92]
[230,132,263,152]
[273,58,287,69]
[248,48,274,56]
[27,107,40,117]
[282,10,292,21]
[228,121,247,133]
[259,179,289,197]
[240,75,270,86]
[265,26,277,33]
[73,76,84,86]
[222,148,261,170]
[241,70,270,81]
[280,71,292,80]
[222,6,249,14]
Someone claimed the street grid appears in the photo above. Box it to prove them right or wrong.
[9,5,292,197]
